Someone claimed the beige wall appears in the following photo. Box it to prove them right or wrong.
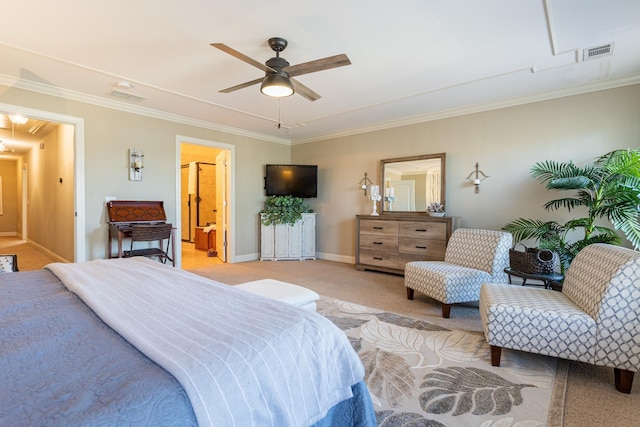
[0,159,18,233]
[2,84,638,263]
[0,85,291,262]
[25,124,75,261]
[292,84,640,261]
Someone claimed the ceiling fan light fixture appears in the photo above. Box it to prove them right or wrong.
[260,73,294,98]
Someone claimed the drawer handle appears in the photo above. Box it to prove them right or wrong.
[415,229,427,232]
[373,226,384,230]
[373,257,383,260]
[415,245,427,249]
[373,242,383,245]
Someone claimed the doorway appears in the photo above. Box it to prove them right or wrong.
[177,136,233,269]
[0,103,84,262]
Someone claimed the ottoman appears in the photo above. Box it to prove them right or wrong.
[235,279,320,311]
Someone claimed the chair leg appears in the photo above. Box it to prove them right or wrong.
[406,288,414,300]
[490,346,502,367]
[441,303,452,318]
[614,368,634,394]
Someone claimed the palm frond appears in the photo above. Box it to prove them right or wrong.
[543,197,587,212]
[502,218,561,243]
[547,176,591,190]
[611,214,640,249]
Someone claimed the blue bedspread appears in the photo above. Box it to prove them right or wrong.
[0,266,376,426]
[1,269,197,426]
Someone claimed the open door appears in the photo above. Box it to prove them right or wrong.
[215,150,228,262]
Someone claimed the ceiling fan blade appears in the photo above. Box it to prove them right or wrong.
[219,77,264,93]
[286,54,351,77]
[210,43,274,73]
[291,78,321,102]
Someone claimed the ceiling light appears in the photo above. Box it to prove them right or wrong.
[8,114,28,125]
[260,73,294,98]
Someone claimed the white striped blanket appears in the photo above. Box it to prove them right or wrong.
[46,258,364,427]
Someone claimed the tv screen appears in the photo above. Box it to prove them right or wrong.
[265,164,318,198]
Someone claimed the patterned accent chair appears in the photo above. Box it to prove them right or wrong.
[0,254,18,272]
[479,244,640,393]
[405,228,512,318]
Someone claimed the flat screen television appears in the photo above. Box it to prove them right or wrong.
[264,164,318,198]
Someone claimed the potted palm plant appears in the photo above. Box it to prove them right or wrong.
[503,148,640,273]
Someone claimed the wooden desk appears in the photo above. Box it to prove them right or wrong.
[109,223,176,267]
[504,267,563,290]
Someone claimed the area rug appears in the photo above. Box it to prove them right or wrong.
[317,297,567,427]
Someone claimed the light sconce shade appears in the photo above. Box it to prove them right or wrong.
[358,172,374,196]
[129,149,144,181]
[466,162,489,193]
[260,73,294,98]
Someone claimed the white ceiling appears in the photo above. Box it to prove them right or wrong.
[1,0,639,145]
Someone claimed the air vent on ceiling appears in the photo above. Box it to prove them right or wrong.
[109,89,146,102]
[583,43,614,61]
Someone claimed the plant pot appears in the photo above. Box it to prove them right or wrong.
[428,212,445,217]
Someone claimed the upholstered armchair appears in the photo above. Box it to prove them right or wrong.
[405,228,512,318]
[480,243,640,393]
[0,254,18,272]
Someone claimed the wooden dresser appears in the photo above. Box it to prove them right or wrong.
[355,214,455,275]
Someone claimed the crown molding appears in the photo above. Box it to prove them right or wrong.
[292,74,640,145]
[0,74,291,146]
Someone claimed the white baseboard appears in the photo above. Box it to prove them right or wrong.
[316,252,355,264]
[233,252,355,265]
[27,239,70,263]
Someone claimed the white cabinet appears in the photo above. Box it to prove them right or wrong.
[260,213,316,261]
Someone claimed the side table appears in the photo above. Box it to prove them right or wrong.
[504,267,564,290]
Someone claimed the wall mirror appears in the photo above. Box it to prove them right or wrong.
[379,153,446,213]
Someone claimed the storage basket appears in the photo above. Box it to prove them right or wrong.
[509,244,557,275]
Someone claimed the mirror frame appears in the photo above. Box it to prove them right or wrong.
[379,153,446,214]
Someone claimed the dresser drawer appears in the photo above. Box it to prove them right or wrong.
[399,238,446,257]
[359,249,399,269]
[359,219,399,236]
[360,234,398,251]
[399,221,447,240]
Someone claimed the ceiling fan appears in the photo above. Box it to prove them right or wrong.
[211,37,351,102]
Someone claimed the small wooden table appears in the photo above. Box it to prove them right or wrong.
[504,267,564,290]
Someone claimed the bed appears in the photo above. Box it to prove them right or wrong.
[1,257,376,426]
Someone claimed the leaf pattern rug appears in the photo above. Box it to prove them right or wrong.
[317,297,566,427]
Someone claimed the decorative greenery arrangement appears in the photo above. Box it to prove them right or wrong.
[260,195,313,226]
[503,148,640,273]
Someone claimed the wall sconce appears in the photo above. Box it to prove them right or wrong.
[129,149,144,181]
[466,162,489,193]
[358,172,373,196]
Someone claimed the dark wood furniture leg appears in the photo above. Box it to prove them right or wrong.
[614,368,634,394]
[441,303,452,318]
[490,346,502,366]
[406,288,414,300]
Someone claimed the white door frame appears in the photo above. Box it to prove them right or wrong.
[0,102,85,262]
[175,135,235,267]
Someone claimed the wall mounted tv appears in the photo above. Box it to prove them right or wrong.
[264,164,318,198]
